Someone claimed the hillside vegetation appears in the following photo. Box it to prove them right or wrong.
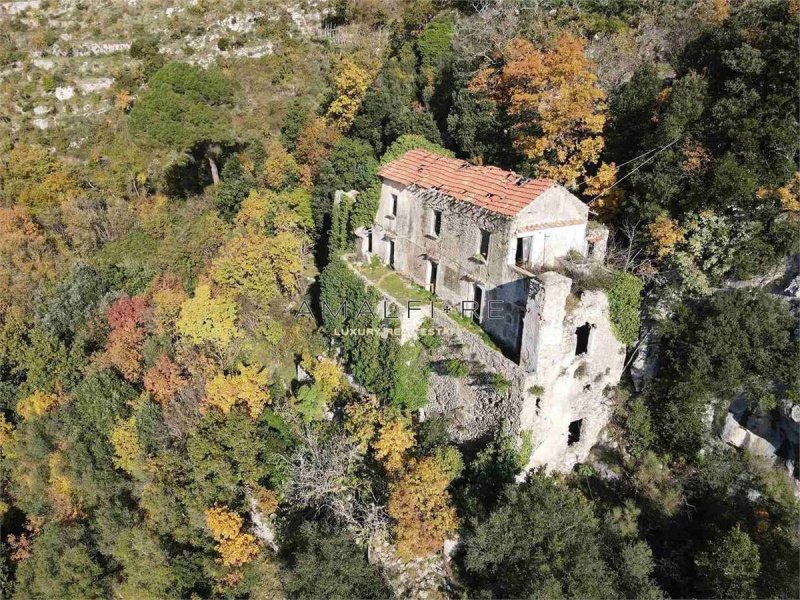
[0,1,797,598]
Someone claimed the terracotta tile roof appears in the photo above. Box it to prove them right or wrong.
[378,149,556,217]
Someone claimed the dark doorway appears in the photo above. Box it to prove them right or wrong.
[568,419,583,446]
[473,284,483,324]
[388,240,395,269]
[428,261,438,294]
[367,231,373,253]
[515,236,531,266]
[575,322,591,355]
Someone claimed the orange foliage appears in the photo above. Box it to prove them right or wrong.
[294,117,341,185]
[387,457,457,559]
[648,215,685,259]
[373,418,414,473]
[205,506,260,568]
[472,35,606,187]
[105,294,149,381]
[0,207,61,314]
[144,355,187,404]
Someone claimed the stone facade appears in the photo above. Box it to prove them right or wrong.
[349,152,626,472]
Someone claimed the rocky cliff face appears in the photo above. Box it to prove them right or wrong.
[0,0,328,140]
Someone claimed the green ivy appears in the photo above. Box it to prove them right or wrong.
[606,272,644,346]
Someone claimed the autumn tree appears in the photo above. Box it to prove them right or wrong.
[210,232,303,306]
[471,35,607,187]
[204,506,260,568]
[294,117,341,186]
[648,215,684,259]
[0,144,80,212]
[16,390,64,420]
[373,418,414,473]
[177,283,239,345]
[261,139,300,191]
[235,188,314,236]
[388,456,457,559]
[204,364,271,418]
[326,58,373,132]
[143,354,187,404]
[104,294,149,381]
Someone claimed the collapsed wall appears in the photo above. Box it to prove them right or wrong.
[345,254,627,473]
[428,268,625,472]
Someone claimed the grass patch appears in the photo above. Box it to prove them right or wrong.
[445,358,469,378]
[447,310,501,352]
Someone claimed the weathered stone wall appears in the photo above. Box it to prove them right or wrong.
[366,178,626,471]
[521,286,626,472]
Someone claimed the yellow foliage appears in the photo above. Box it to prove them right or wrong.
[48,451,81,521]
[177,283,239,345]
[110,416,142,474]
[472,35,607,187]
[344,396,384,452]
[205,506,260,568]
[0,413,13,452]
[204,364,271,419]
[648,215,685,259]
[388,457,457,560]
[584,162,617,198]
[374,418,414,473]
[138,194,173,236]
[307,357,344,401]
[0,144,81,211]
[150,276,189,335]
[775,172,800,213]
[17,390,63,420]
[211,231,303,305]
[262,139,300,190]
[696,0,729,25]
[326,59,373,132]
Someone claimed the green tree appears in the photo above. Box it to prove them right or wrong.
[13,523,110,599]
[214,154,255,221]
[282,523,391,599]
[128,63,236,185]
[695,527,760,599]
[651,288,798,456]
[607,271,644,346]
[460,473,619,598]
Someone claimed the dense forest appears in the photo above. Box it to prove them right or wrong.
[0,0,798,598]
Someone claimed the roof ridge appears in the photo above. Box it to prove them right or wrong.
[378,149,556,216]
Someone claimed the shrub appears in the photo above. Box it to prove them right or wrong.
[607,272,643,346]
[529,384,545,396]
[491,374,511,395]
[445,358,468,378]
[418,318,441,350]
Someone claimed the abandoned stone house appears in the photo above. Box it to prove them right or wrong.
[352,149,626,471]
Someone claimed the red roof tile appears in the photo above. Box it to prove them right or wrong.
[378,149,556,217]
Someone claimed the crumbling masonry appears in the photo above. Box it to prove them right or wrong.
[351,149,626,472]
